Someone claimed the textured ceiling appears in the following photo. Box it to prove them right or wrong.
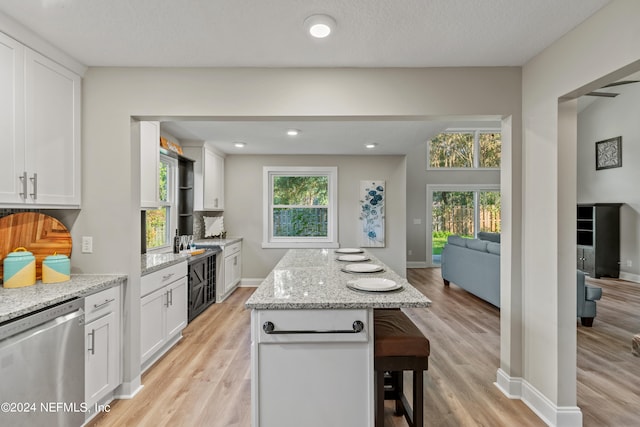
[0,0,612,155]
[0,0,611,67]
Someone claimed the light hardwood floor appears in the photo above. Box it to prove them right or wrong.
[88,270,639,427]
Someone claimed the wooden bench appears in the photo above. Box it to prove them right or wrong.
[374,309,430,427]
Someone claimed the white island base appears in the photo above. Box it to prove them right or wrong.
[251,308,374,427]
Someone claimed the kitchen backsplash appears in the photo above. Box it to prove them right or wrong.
[193,211,223,239]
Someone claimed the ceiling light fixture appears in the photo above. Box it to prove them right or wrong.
[234,142,246,148]
[304,14,336,39]
[365,143,377,149]
[287,129,300,136]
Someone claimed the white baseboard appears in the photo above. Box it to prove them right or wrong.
[619,271,640,283]
[495,369,582,427]
[114,377,143,399]
[240,278,263,287]
[495,368,522,398]
[406,261,428,269]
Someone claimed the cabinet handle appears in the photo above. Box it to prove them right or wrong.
[169,288,173,306]
[162,273,174,282]
[234,256,237,266]
[93,298,116,309]
[19,172,28,199]
[88,329,96,355]
[262,320,365,335]
[29,173,37,200]
[165,290,170,307]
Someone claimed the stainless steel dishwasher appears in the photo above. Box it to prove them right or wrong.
[0,298,85,427]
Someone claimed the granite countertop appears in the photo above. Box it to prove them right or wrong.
[0,274,127,324]
[141,248,221,276]
[194,237,242,247]
[245,249,431,310]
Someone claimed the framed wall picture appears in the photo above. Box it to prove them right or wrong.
[595,136,622,170]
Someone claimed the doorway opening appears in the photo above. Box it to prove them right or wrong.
[427,185,500,266]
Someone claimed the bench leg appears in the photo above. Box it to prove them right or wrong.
[413,370,424,427]
[394,372,404,416]
[443,279,450,286]
[376,368,385,427]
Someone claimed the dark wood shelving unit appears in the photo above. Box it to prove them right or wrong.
[577,203,622,278]
[178,156,194,235]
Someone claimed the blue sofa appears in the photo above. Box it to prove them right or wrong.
[441,234,603,326]
[440,234,501,307]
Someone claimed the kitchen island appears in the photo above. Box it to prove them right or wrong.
[245,248,431,427]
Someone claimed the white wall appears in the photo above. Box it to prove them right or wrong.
[77,66,523,396]
[578,84,640,279]
[224,155,406,279]
[521,0,640,423]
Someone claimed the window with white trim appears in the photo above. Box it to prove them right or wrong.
[427,129,501,169]
[145,154,178,251]
[263,166,338,248]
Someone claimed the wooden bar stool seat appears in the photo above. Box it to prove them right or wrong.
[374,309,430,427]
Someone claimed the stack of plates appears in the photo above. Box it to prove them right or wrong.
[341,263,384,274]
[347,278,403,293]
[336,254,370,262]
[335,248,364,254]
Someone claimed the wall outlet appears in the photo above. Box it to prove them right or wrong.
[413,218,422,225]
[82,236,93,254]
[408,249,413,256]
[627,260,633,267]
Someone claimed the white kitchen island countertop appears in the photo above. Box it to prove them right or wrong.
[245,248,431,310]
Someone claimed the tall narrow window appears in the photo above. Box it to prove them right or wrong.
[263,167,338,248]
[146,154,177,251]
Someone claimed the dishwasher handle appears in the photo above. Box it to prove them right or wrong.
[262,320,364,335]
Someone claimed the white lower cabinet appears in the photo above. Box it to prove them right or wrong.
[140,261,188,371]
[218,240,242,301]
[84,286,121,412]
[252,309,374,427]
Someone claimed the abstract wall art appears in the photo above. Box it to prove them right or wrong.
[359,180,385,247]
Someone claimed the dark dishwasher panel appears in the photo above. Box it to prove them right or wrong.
[187,250,216,322]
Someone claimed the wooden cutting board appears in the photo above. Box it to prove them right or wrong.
[0,212,73,281]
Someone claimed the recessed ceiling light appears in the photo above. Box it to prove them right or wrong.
[304,14,336,39]
[234,142,246,148]
[365,143,377,149]
[287,129,300,136]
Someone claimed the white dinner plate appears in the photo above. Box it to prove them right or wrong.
[347,278,403,292]
[336,254,370,262]
[341,263,384,273]
[335,248,364,254]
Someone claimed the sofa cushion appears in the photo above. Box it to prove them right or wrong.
[447,235,467,247]
[478,232,501,243]
[585,285,602,301]
[486,242,501,255]
[466,238,488,252]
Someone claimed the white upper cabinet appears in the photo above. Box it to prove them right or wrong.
[139,121,160,209]
[0,32,24,204]
[203,147,224,210]
[0,32,81,207]
[182,142,225,211]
